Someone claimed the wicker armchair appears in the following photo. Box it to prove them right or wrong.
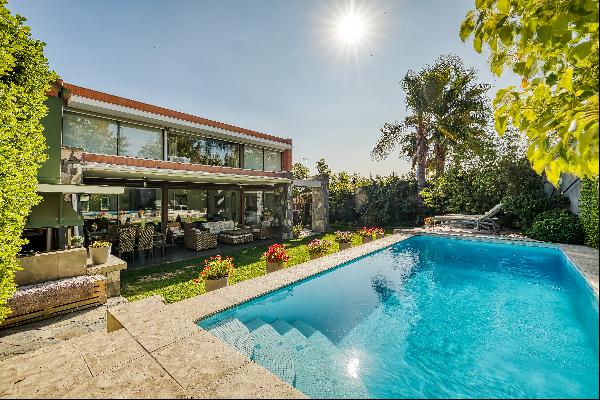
[184,229,218,251]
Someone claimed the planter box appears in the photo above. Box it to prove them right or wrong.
[375,233,385,240]
[266,261,284,273]
[90,246,111,265]
[338,242,352,251]
[361,236,373,244]
[205,276,228,292]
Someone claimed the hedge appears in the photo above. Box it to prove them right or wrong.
[579,177,599,249]
[0,2,55,322]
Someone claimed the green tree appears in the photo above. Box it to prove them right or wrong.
[372,55,491,195]
[0,2,56,322]
[460,0,599,184]
[315,158,332,178]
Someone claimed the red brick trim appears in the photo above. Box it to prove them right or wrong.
[82,153,291,179]
[62,83,292,146]
[282,149,293,172]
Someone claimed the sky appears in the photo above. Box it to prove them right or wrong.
[8,0,517,176]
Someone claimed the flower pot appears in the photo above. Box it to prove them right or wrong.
[204,276,228,292]
[361,236,373,244]
[339,242,352,251]
[90,246,111,265]
[375,233,385,240]
[266,261,284,273]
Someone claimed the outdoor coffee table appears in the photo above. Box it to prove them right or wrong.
[218,229,254,245]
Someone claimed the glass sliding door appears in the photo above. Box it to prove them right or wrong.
[167,189,208,223]
[119,188,162,222]
[207,190,240,223]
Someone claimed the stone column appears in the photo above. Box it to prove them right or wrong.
[274,183,293,239]
[312,177,329,232]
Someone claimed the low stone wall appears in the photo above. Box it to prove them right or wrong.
[16,248,127,298]
[15,248,88,286]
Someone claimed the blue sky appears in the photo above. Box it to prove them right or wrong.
[9,0,517,176]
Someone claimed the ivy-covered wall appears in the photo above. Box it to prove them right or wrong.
[0,2,55,322]
[579,177,599,249]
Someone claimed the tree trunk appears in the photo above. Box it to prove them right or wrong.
[433,141,446,177]
[416,117,428,204]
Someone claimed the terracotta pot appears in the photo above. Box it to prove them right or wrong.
[361,236,373,244]
[339,242,352,251]
[375,233,385,240]
[266,261,284,273]
[204,276,228,292]
[90,246,111,265]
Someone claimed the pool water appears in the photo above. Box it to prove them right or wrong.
[199,236,599,398]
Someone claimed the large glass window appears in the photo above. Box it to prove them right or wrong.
[244,145,264,170]
[168,132,240,167]
[264,149,282,171]
[207,190,240,222]
[119,188,162,222]
[119,123,163,159]
[63,112,118,155]
[167,189,208,223]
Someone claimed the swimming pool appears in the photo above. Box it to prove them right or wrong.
[199,235,599,398]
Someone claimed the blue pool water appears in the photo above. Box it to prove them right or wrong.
[199,236,599,398]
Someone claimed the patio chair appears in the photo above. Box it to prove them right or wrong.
[137,226,155,259]
[430,203,503,233]
[184,228,218,251]
[116,226,136,261]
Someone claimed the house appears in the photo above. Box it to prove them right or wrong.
[23,81,295,252]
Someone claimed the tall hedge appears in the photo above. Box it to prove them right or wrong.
[0,2,54,322]
[579,177,599,249]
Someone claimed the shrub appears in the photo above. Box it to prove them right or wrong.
[579,177,599,249]
[198,255,235,280]
[89,241,111,248]
[1,3,56,322]
[526,209,584,244]
[263,244,290,264]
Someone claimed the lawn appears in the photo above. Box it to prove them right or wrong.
[120,232,366,303]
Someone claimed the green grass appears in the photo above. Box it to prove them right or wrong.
[120,232,367,304]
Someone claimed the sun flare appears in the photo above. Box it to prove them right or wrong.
[336,13,367,44]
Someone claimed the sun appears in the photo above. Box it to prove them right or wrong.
[336,13,367,44]
[317,1,379,63]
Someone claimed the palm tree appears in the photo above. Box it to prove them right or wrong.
[372,54,490,199]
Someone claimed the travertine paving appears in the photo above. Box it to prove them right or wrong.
[1,232,597,399]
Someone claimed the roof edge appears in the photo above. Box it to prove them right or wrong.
[60,82,292,146]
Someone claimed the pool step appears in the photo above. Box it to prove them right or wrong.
[291,320,369,399]
[204,317,254,359]
[206,317,368,398]
[244,318,296,386]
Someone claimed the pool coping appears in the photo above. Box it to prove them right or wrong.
[104,231,597,399]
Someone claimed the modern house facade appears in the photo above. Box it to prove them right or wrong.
[25,81,295,251]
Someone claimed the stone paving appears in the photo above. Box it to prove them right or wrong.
[1,231,597,399]
[0,297,127,361]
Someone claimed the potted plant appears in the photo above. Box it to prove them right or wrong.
[263,244,289,273]
[199,255,235,292]
[335,231,353,251]
[374,227,385,240]
[307,239,332,260]
[71,235,84,248]
[358,227,374,244]
[292,224,303,239]
[89,241,111,265]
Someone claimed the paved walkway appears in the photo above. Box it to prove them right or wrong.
[0,297,126,362]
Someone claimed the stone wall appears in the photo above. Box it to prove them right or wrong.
[311,177,329,232]
[274,183,293,239]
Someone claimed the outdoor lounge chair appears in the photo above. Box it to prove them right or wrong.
[430,203,503,233]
